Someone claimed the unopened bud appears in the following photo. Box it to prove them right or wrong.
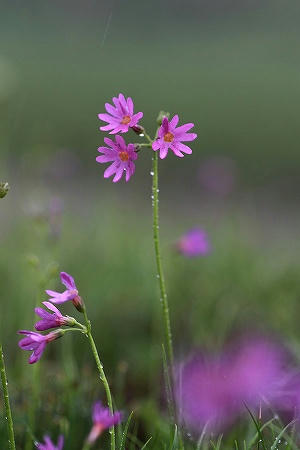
[131,125,144,135]
[156,111,170,126]
[72,295,84,313]
[0,182,9,199]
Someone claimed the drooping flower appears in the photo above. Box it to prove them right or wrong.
[87,401,122,444]
[34,302,75,331]
[36,435,64,450]
[176,336,287,435]
[18,329,64,364]
[46,272,83,312]
[98,93,143,134]
[152,115,197,159]
[177,228,211,257]
[96,135,138,183]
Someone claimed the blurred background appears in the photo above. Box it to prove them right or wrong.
[1,0,300,447]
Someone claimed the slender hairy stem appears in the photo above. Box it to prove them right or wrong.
[152,151,174,367]
[82,306,115,450]
[0,344,16,450]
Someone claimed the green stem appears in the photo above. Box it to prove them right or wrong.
[82,306,115,450]
[152,151,174,367]
[0,344,16,450]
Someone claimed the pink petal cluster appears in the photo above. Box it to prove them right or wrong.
[98,93,143,134]
[176,337,287,434]
[35,302,75,331]
[37,435,64,450]
[96,136,137,182]
[87,401,122,444]
[152,115,197,159]
[18,329,63,364]
[177,228,211,257]
[46,272,83,312]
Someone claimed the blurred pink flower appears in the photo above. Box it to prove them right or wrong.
[198,156,237,196]
[96,135,138,182]
[176,337,287,434]
[87,401,122,444]
[152,115,197,159]
[37,435,64,450]
[98,93,143,134]
[177,228,211,257]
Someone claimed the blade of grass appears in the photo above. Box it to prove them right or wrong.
[270,420,296,450]
[119,411,134,450]
[244,404,267,450]
[140,437,152,449]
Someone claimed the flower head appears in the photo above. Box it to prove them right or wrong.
[87,401,122,444]
[46,272,83,311]
[35,301,75,331]
[18,329,63,364]
[152,115,197,159]
[177,228,211,257]
[36,435,64,450]
[96,135,138,182]
[98,93,143,134]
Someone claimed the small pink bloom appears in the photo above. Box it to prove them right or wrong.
[18,329,63,364]
[98,93,143,134]
[35,302,75,331]
[177,228,211,258]
[152,115,197,159]
[46,272,83,311]
[96,135,138,183]
[87,401,122,444]
[37,435,64,450]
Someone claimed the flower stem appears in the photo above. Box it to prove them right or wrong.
[82,306,116,450]
[0,344,16,450]
[152,151,174,367]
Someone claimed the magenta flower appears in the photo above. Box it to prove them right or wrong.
[46,272,83,311]
[35,301,75,331]
[152,115,197,159]
[18,329,63,364]
[98,93,143,134]
[87,401,122,444]
[36,435,64,450]
[177,228,211,257]
[176,337,287,434]
[96,135,138,182]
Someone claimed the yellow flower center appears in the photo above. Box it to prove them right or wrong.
[121,115,131,125]
[119,151,129,162]
[164,132,174,142]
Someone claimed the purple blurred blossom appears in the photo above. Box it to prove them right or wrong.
[36,435,64,450]
[198,156,237,196]
[98,93,143,134]
[18,329,63,364]
[35,301,75,331]
[96,135,138,183]
[152,115,197,159]
[177,228,211,257]
[176,337,287,434]
[46,272,83,311]
[87,401,122,444]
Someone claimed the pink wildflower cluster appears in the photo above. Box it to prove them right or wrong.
[18,272,81,364]
[97,93,197,182]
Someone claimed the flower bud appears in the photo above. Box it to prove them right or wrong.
[156,111,170,126]
[72,295,84,313]
[131,125,144,135]
[0,182,9,199]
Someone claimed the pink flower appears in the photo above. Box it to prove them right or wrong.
[46,272,83,311]
[35,302,75,331]
[96,135,138,183]
[18,329,63,364]
[37,435,64,450]
[98,93,143,134]
[152,115,197,159]
[87,401,122,444]
[177,228,211,257]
